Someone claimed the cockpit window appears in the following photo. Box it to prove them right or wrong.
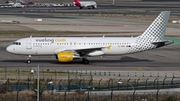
[13,42,21,45]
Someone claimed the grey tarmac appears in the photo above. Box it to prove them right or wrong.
[0,4,180,77]
[0,43,180,71]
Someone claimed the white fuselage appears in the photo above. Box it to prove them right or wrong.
[80,1,96,6]
[5,11,173,64]
[74,1,97,8]
[6,37,139,56]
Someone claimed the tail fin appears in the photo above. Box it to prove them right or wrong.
[139,11,170,41]
[127,11,171,53]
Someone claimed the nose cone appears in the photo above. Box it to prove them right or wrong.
[6,45,13,53]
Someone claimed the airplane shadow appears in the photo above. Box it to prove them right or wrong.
[120,56,152,62]
[1,56,153,65]
[89,56,153,63]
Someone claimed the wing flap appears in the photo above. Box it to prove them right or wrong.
[67,47,103,55]
[58,46,111,56]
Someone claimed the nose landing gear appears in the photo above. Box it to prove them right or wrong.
[27,55,31,64]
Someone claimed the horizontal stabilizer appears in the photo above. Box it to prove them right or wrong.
[152,40,174,48]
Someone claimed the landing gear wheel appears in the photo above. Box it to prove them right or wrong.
[27,60,31,64]
[82,58,89,64]
[82,58,85,63]
[84,59,89,64]
[27,55,31,64]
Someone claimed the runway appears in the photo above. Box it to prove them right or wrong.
[0,42,180,71]
[0,4,180,17]
[0,4,180,72]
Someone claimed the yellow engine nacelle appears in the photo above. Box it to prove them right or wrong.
[57,52,73,62]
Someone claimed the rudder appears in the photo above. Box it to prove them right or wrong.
[139,11,170,42]
[127,11,171,53]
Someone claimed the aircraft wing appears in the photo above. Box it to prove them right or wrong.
[74,47,102,53]
[64,46,111,55]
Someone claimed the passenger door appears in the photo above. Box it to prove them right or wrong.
[26,38,32,49]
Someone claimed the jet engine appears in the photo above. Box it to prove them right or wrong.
[57,52,80,62]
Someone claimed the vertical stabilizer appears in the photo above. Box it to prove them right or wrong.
[128,11,170,53]
[139,11,170,41]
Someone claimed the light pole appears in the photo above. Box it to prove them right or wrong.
[48,81,53,92]
[4,66,7,80]
[17,68,19,80]
[118,82,135,101]
[31,65,39,101]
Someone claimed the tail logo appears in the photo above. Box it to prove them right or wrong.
[126,11,170,53]
[106,45,111,50]
[157,19,162,24]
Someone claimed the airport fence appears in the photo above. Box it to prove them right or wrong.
[0,68,180,92]
[0,67,180,101]
[0,77,180,101]
[0,68,177,80]
[0,70,178,91]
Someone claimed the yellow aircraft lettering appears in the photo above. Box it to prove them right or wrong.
[54,39,66,42]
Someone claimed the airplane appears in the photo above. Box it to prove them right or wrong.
[6,11,173,64]
[73,0,97,9]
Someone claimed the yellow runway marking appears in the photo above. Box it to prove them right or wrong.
[137,68,144,71]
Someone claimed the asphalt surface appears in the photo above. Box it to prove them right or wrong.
[1,42,180,71]
[0,4,180,72]
[0,5,180,17]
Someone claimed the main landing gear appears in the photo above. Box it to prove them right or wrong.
[82,58,89,64]
[27,55,31,64]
